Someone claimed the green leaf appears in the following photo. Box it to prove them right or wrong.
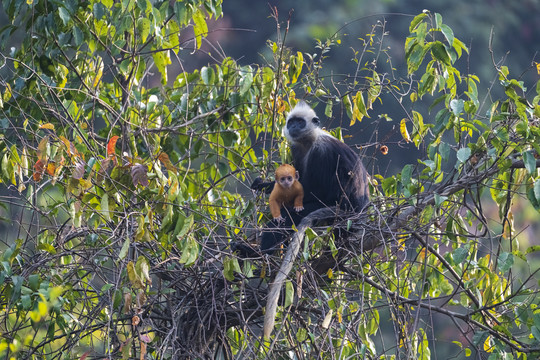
[529,181,540,211]
[100,193,110,220]
[434,193,447,207]
[284,280,294,308]
[452,37,469,57]
[152,50,171,85]
[456,148,471,164]
[102,0,113,9]
[289,51,303,84]
[201,66,213,85]
[239,67,253,96]
[122,0,135,12]
[192,9,208,50]
[119,238,130,260]
[342,94,353,119]
[73,26,83,46]
[401,164,413,187]
[223,256,241,281]
[532,326,540,342]
[409,13,427,32]
[10,275,23,301]
[431,41,451,65]
[324,99,333,118]
[452,246,469,264]
[439,142,450,162]
[440,24,454,47]
[523,151,536,175]
[93,2,105,20]
[137,18,151,43]
[168,19,180,54]
[179,236,199,266]
[434,13,443,29]
[58,7,71,26]
[407,43,426,74]
[450,99,464,116]
[175,214,193,239]
[497,252,513,273]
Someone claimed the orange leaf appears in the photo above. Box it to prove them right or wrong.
[107,136,120,156]
[46,162,56,176]
[158,152,177,174]
[33,159,46,182]
[39,123,55,130]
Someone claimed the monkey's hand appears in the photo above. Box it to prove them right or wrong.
[251,177,275,195]
[294,206,304,212]
[273,215,285,224]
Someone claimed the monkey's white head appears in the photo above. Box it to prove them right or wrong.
[283,101,323,145]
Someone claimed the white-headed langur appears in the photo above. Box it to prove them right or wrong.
[245,101,370,255]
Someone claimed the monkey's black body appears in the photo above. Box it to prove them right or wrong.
[243,102,370,255]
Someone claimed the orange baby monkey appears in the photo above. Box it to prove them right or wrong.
[269,164,304,222]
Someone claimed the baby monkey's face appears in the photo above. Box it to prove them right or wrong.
[275,164,298,190]
[278,174,295,189]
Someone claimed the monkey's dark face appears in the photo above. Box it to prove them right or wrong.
[286,115,320,140]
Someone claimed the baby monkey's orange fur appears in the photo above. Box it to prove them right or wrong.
[269,164,304,222]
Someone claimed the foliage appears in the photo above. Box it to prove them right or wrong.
[0,1,540,359]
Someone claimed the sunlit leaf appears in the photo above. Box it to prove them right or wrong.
[107,136,120,156]
[192,9,208,50]
[400,118,411,143]
[39,123,55,130]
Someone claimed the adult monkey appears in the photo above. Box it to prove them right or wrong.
[250,101,370,254]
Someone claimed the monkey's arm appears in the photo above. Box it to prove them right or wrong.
[251,177,275,195]
[293,184,304,211]
[268,190,283,219]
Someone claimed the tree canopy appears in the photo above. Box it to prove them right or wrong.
[1,0,540,359]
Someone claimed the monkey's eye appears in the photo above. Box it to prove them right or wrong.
[312,117,320,125]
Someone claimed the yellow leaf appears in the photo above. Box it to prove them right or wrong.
[536,62,540,75]
[351,91,369,126]
[127,261,145,289]
[192,9,208,50]
[321,309,333,329]
[38,301,48,316]
[400,118,411,143]
[93,60,104,88]
[39,123,55,130]
[483,335,492,352]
